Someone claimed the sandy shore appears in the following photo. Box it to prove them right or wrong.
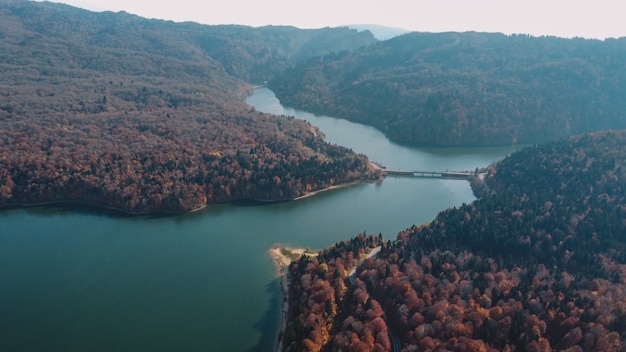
[268,245,317,352]
[292,179,376,201]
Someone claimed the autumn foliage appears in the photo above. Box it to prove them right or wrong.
[283,234,386,352]
[284,131,626,351]
[0,0,380,213]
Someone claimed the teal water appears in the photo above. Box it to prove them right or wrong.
[0,89,520,351]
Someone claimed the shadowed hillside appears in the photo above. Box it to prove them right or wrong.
[272,32,626,146]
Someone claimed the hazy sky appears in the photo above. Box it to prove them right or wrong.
[41,0,624,39]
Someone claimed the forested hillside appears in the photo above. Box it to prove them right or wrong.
[284,130,626,351]
[5,0,375,83]
[193,25,376,83]
[272,32,626,146]
[0,0,380,213]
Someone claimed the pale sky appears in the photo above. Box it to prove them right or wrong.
[39,0,625,39]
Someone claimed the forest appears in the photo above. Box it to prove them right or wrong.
[283,130,626,351]
[271,32,626,146]
[4,0,376,83]
[0,0,380,213]
[4,1,626,346]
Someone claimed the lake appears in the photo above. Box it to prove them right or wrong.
[0,88,520,351]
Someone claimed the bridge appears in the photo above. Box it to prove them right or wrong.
[370,162,481,180]
[383,169,478,180]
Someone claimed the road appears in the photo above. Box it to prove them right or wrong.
[348,246,381,284]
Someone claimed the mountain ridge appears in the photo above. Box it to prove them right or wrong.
[271,31,626,146]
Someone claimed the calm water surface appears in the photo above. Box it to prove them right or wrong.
[0,88,520,351]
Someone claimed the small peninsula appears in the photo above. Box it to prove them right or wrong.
[270,238,384,352]
[269,246,320,352]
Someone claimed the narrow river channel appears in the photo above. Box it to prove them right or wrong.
[0,88,520,352]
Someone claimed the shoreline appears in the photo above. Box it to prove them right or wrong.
[268,245,317,352]
[292,179,375,201]
[0,178,379,216]
[0,199,200,216]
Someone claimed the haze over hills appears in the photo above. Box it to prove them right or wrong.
[347,24,411,40]
[4,0,377,82]
[271,31,626,146]
[0,0,379,213]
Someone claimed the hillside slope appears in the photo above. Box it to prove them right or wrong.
[284,130,626,351]
[4,0,376,83]
[0,0,380,213]
[272,32,626,146]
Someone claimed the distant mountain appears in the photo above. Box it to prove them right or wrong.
[188,24,377,83]
[284,129,626,350]
[0,0,380,213]
[348,24,411,40]
[4,0,376,83]
[271,31,626,146]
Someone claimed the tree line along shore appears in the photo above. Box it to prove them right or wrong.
[278,131,626,351]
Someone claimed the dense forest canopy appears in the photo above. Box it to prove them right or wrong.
[4,0,626,350]
[3,0,376,83]
[0,0,380,213]
[284,130,626,351]
[271,32,626,146]
[192,24,377,83]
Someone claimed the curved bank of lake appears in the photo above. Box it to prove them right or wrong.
[0,88,520,352]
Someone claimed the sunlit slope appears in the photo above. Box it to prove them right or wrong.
[0,0,379,213]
